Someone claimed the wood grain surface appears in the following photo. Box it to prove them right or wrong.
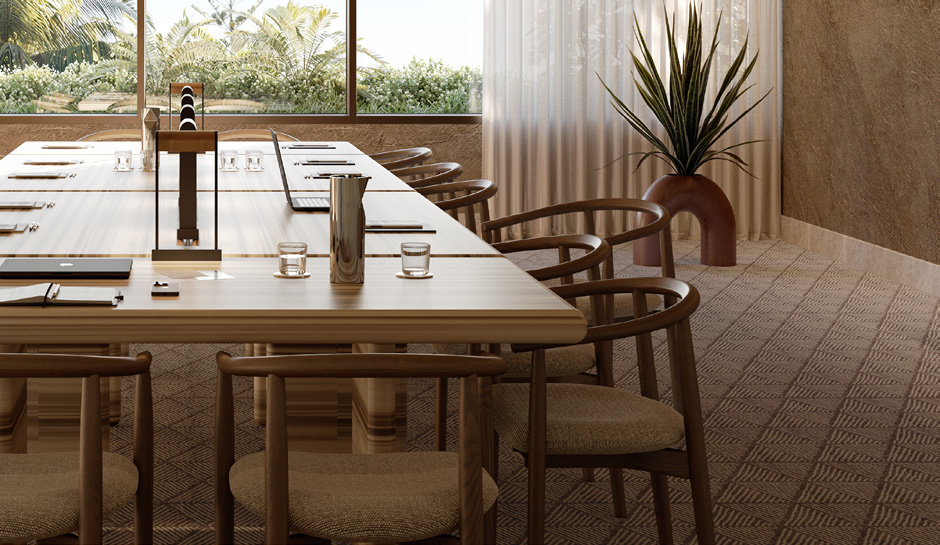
[0,153,410,192]
[0,258,586,345]
[0,191,497,257]
[7,141,365,156]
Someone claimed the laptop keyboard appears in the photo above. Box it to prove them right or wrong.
[295,196,330,208]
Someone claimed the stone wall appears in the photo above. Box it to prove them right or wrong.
[782,1,938,263]
[0,123,482,180]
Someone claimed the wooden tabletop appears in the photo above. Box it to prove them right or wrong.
[0,258,586,345]
[0,191,497,257]
[7,141,365,156]
[0,140,586,348]
[0,153,410,192]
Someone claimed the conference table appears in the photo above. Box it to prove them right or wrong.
[0,139,586,456]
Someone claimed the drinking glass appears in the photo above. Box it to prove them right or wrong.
[220,150,239,171]
[401,242,431,276]
[278,242,307,276]
[246,150,264,171]
[114,149,133,171]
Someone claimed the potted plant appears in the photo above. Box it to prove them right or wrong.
[600,3,770,266]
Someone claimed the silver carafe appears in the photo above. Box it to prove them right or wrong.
[140,107,160,171]
[329,175,370,283]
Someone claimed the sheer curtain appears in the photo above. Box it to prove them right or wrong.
[483,0,781,241]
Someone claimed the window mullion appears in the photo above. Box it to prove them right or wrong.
[347,0,357,118]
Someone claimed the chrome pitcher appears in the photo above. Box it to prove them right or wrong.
[329,175,370,283]
[140,107,160,171]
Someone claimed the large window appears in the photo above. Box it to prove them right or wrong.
[147,0,347,113]
[0,0,481,119]
[0,0,138,113]
[356,0,482,114]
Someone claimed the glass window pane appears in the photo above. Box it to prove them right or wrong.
[146,0,347,114]
[0,0,138,114]
[357,0,482,114]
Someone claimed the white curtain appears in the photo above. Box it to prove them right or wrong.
[483,0,781,240]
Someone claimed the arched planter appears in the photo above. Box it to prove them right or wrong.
[634,175,737,267]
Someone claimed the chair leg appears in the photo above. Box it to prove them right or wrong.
[609,468,627,518]
[651,473,674,544]
[485,431,500,544]
[435,377,448,451]
[527,350,547,545]
[582,468,595,482]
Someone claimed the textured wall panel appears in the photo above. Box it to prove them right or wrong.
[782,1,939,263]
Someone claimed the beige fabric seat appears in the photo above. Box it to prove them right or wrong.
[230,451,498,543]
[0,451,139,544]
[433,342,596,378]
[493,383,685,455]
[543,277,662,319]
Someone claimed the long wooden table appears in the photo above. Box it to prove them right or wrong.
[0,141,586,455]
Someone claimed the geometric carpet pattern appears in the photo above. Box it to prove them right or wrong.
[98,240,939,544]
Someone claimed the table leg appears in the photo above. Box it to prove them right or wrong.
[352,343,407,454]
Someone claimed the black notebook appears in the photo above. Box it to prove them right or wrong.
[0,283,122,306]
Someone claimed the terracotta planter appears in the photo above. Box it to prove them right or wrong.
[634,174,736,267]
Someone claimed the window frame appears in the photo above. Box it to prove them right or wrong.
[0,0,482,125]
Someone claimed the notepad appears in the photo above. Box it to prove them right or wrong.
[287,144,335,150]
[314,172,363,178]
[0,201,45,209]
[0,283,121,306]
[7,171,70,179]
[0,224,27,233]
[22,160,83,166]
[41,145,91,150]
[365,221,436,233]
[298,160,353,166]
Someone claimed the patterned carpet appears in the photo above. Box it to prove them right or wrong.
[99,240,939,544]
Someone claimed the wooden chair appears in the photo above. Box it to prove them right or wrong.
[482,198,675,322]
[494,277,714,544]
[369,147,432,170]
[78,129,141,141]
[218,129,299,142]
[391,162,463,189]
[215,351,507,545]
[0,352,153,545]
[416,179,497,237]
[433,234,609,445]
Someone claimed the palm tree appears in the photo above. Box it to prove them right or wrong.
[230,1,382,78]
[0,0,134,69]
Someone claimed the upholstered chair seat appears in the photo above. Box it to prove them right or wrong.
[0,451,139,544]
[433,342,596,378]
[229,451,497,543]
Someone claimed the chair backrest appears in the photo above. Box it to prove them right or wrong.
[369,147,432,170]
[481,198,675,279]
[391,162,463,188]
[416,179,497,236]
[517,277,701,415]
[0,352,153,545]
[218,129,299,142]
[215,351,507,545]
[78,129,142,141]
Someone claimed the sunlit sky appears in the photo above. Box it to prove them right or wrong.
[148,0,483,68]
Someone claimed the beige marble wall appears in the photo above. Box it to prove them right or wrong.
[0,123,482,180]
[782,1,939,264]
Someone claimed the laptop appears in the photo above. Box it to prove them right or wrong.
[0,258,133,279]
[271,130,330,212]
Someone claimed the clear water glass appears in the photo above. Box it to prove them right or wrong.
[114,149,132,171]
[220,150,238,171]
[246,150,264,171]
[278,242,307,276]
[401,242,431,276]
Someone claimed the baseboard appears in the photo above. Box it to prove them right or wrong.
[780,216,939,297]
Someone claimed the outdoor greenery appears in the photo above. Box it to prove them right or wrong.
[600,4,769,176]
[0,0,481,114]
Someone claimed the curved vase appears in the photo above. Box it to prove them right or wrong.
[634,174,737,267]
